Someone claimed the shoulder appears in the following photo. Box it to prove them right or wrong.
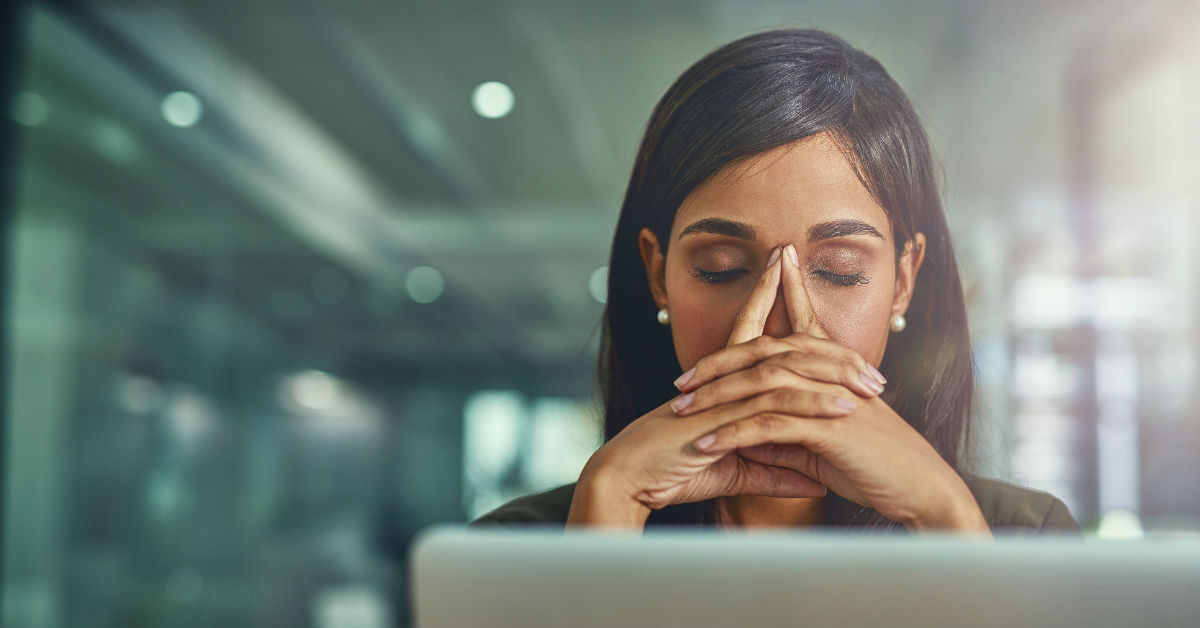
[961,474,1081,534]
[468,476,1081,533]
[470,483,577,526]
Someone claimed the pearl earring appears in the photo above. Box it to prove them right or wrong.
[889,313,906,332]
[657,308,670,326]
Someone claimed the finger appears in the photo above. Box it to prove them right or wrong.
[760,350,884,398]
[733,458,827,498]
[692,411,833,456]
[676,334,792,391]
[687,387,856,445]
[738,444,822,482]
[783,334,886,388]
[678,333,884,392]
[672,353,881,416]
[781,244,829,338]
[725,247,783,347]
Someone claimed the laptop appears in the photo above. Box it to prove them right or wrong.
[410,526,1200,627]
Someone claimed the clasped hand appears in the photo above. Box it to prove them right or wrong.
[570,245,987,532]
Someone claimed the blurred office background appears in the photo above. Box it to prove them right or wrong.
[2,0,1199,626]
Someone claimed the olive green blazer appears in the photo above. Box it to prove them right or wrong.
[474,474,1080,533]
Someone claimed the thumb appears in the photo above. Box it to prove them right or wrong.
[732,458,827,498]
[738,443,823,482]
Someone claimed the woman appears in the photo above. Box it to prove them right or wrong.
[476,29,1077,532]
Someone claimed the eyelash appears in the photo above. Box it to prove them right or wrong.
[813,269,870,286]
[690,268,870,287]
[690,269,748,284]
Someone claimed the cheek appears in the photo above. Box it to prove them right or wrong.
[811,286,893,366]
[664,276,746,371]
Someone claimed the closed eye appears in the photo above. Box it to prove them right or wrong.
[813,269,870,286]
[691,268,749,284]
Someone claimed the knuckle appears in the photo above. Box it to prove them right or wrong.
[748,363,781,384]
[807,390,835,414]
[753,335,781,352]
[787,338,819,357]
[808,337,838,357]
[787,351,821,374]
[817,390,844,414]
[824,411,848,431]
[745,364,766,384]
[852,353,870,370]
[718,421,744,442]
[753,412,784,434]
[843,355,864,374]
[786,332,814,347]
[692,382,719,407]
[768,387,799,408]
[843,363,863,384]
[692,354,719,380]
[781,350,807,364]
[763,363,790,380]
[765,350,802,370]
[838,346,867,367]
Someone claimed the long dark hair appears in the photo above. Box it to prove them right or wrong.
[598,29,974,527]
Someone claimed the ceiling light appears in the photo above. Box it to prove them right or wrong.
[471,81,514,119]
[406,266,444,304]
[161,91,203,127]
[9,91,49,127]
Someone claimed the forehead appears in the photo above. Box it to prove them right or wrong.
[671,132,891,244]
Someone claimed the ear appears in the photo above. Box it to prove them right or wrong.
[892,232,926,319]
[638,227,669,310]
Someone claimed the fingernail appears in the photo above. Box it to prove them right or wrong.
[767,247,782,266]
[859,372,884,395]
[786,244,799,266]
[671,392,695,414]
[694,434,716,450]
[674,367,696,389]
[836,397,857,411]
[868,365,887,385]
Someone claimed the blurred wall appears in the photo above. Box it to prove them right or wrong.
[3,1,1199,626]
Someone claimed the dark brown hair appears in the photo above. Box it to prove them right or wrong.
[599,29,974,527]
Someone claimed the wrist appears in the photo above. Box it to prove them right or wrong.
[905,478,992,536]
[567,459,651,530]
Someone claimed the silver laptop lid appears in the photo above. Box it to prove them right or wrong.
[411,526,1200,628]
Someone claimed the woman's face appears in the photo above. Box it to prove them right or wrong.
[640,131,925,371]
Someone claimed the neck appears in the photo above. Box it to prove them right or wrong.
[717,495,826,528]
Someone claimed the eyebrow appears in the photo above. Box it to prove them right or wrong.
[678,218,756,241]
[677,217,884,242]
[807,219,885,241]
